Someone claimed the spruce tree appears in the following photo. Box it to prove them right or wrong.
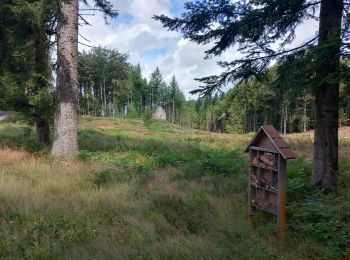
[51,0,80,157]
[52,0,117,157]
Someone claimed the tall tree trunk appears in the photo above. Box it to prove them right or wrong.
[140,95,143,116]
[312,0,343,189]
[34,29,51,145]
[280,106,283,133]
[172,98,175,124]
[103,75,107,116]
[85,82,89,115]
[283,104,287,135]
[51,0,79,157]
[253,109,257,132]
[100,80,104,117]
[36,118,50,145]
[303,99,307,133]
[243,106,247,133]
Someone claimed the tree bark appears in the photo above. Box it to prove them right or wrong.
[303,99,307,133]
[36,119,50,145]
[100,80,104,117]
[51,0,79,157]
[283,104,287,135]
[34,29,51,145]
[312,0,343,189]
[172,97,175,124]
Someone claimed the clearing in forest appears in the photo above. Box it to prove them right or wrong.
[0,117,349,258]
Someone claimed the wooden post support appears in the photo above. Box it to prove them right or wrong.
[248,148,254,225]
[277,154,286,241]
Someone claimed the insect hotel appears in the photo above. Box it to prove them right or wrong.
[245,125,295,240]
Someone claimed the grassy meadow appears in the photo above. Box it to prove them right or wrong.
[0,116,349,259]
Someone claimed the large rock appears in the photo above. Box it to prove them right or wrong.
[153,106,166,120]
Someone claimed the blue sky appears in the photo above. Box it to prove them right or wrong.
[79,0,318,99]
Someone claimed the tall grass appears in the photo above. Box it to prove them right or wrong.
[0,117,348,258]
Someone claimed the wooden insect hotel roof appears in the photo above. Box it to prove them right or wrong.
[244,125,295,160]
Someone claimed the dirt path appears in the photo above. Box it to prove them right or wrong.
[0,111,9,122]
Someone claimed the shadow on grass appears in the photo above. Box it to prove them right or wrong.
[78,128,247,178]
[0,124,247,181]
[0,124,48,153]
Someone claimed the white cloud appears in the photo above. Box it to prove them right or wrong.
[177,38,189,47]
[79,0,319,99]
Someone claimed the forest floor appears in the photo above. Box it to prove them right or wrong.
[0,116,349,259]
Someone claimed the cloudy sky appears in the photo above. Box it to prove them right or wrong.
[79,0,318,99]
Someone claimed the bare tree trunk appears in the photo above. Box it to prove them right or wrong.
[103,75,107,116]
[253,109,257,132]
[51,0,79,157]
[312,0,343,189]
[140,96,143,116]
[112,92,115,116]
[243,106,247,133]
[172,98,175,124]
[280,106,283,133]
[77,85,81,114]
[36,118,50,145]
[100,80,104,117]
[85,83,89,115]
[283,104,287,135]
[303,99,307,133]
[34,28,51,145]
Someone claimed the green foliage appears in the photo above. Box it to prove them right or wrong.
[0,0,55,127]
[78,47,132,116]
[155,0,346,97]
[143,106,153,127]
[287,158,350,256]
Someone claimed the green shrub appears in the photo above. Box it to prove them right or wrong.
[286,158,350,256]
[143,107,153,127]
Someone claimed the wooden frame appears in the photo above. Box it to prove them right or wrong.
[245,125,294,241]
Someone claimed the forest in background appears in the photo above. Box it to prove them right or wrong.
[75,47,350,135]
[2,44,350,135]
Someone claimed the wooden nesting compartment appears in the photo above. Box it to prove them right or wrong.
[249,149,278,215]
